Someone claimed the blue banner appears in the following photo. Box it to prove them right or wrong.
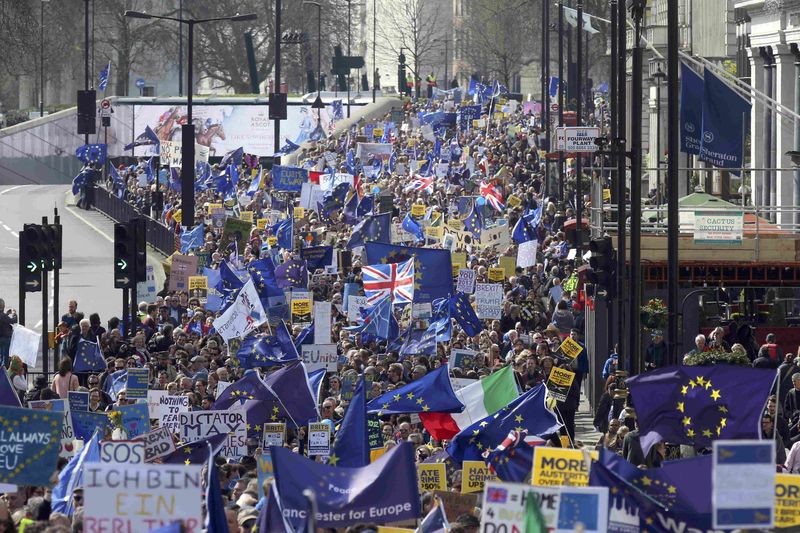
[0,405,64,486]
[270,442,420,529]
[300,246,334,270]
[699,68,751,175]
[679,62,703,155]
[117,403,151,438]
[125,368,149,399]
[72,411,110,442]
[272,165,308,192]
[457,105,482,131]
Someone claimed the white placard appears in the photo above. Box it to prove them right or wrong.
[215,381,230,399]
[480,225,511,250]
[159,140,210,167]
[133,426,177,463]
[347,295,369,322]
[157,395,190,434]
[136,265,157,303]
[10,324,40,367]
[517,239,539,268]
[212,279,267,341]
[100,441,146,464]
[84,462,203,533]
[301,344,338,373]
[261,423,286,448]
[457,269,477,294]
[307,422,331,456]
[475,283,504,319]
[314,301,332,344]
[146,390,167,419]
[178,409,247,458]
[712,440,775,529]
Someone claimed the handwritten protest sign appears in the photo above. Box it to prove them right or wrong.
[158,396,190,434]
[178,410,247,458]
[100,441,145,464]
[133,426,177,463]
[475,283,503,319]
[84,462,203,533]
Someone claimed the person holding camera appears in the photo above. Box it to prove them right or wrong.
[0,299,17,367]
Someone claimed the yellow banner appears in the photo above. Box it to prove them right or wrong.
[294,207,305,219]
[425,226,444,239]
[462,461,496,494]
[532,448,597,487]
[498,257,516,279]
[559,337,584,360]
[291,299,311,318]
[206,203,223,214]
[411,204,426,217]
[240,211,254,223]
[188,276,208,290]
[507,194,522,208]
[452,252,467,269]
[267,236,278,247]
[487,268,505,282]
[257,218,269,230]
[776,474,800,528]
[549,367,576,388]
[418,463,447,492]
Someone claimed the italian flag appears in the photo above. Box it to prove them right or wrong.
[420,366,519,440]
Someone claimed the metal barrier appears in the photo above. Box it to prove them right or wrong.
[88,185,175,256]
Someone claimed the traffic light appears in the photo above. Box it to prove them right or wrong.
[114,221,136,289]
[132,218,146,283]
[40,222,61,270]
[20,224,44,292]
[587,236,616,296]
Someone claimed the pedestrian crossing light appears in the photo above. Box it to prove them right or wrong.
[114,222,136,289]
[588,236,616,297]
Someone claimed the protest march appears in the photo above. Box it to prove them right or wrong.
[0,55,796,533]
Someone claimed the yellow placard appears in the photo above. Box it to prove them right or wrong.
[559,337,584,360]
[172,209,182,223]
[240,211,254,223]
[373,128,384,139]
[291,299,311,317]
[370,448,387,463]
[507,194,522,208]
[451,252,467,269]
[411,204,426,217]
[294,207,306,219]
[417,463,447,492]
[267,236,278,247]
[487,267,505,282]
[257,218,269,230]
[446,218,464,232]
[425,226,444,239]
[407,139,418,148]
[776,474,800,528]
[603,188,611,202]
[532,448,598,487]
[549,366,576,388]
[462,460,496,494]
[452,264,461,277]
[206,203,222,214]
[188,276,208,290]
[499,257,516,279]
[377,528,415,533]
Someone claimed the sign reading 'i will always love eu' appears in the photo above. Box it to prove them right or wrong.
[0,405,64,486]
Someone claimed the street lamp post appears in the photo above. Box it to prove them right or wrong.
[372,0,376,103]
[652,61,666,209]
[124,10,257,229]
[303,2,325,110]
[40,0,49,118]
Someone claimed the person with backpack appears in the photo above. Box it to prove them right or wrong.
[757,333,784,368]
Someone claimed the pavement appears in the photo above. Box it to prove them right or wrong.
[575,397,602,448]
[0,185,165,373]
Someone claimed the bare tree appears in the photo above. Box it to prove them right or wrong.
[377,0,441,97]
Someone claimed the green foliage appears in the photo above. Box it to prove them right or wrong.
[683,349,751,367]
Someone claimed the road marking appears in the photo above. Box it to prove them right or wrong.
[4,247,17,251]
[34,320,42,329]
[2,225,10,232]
[0,187,24,239]
[64,204,114,243]
[9,231,17,238]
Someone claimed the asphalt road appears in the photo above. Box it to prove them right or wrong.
[0,185,122,371]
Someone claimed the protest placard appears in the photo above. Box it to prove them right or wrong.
[347,295,369,321]
[68,391,89,412]
[0,406,63,486]
[146,390,167,419]
[462,460,496,493]
[532,447,598,487]
[9,324,40,367]
[418,463,447,492]
[178,410,247,458]
[30,399,75,456]
[776,474,800,528]
[498,256,516,279]
[72,411,110,442]
[314,301,332,344]
[272,165,308,192]
[158,395,190,434]
[712,440,775,529]
[449,349,479,371]
[487,267,505,282]
[257,452,274,499]
[117,403,150,438]
[84,462,203,533]
[262,423,286,448]
[307,422,331,456]
[479,480,608,533]
[434,491,479,522]
[220,218,251,254]
[100,441,145,464]
[547,367,576,403]
[188,276,208,304]
[301,344,338,373]
[475,283,503,319]
[133,426,177,463]
[168,254,199,292]
[367,415,384,451]
[125,368,150,400]
[517,239,538,268]
[559,337,584,360]
[456,269,476,294]
[291,299,312,325]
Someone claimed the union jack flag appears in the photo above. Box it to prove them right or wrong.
[405,175,434,194]
[362,258,415,305]
[480,181,505,212]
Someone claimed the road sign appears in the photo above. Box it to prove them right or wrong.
[135,78,145,88]
[549,103,559,113]
[100,99,112,118]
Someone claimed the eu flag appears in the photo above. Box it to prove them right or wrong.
[270,442,420,529]
[345,296,399,341]
[205,444,229,533]
[271,218,294,251]
[163,434,227,465]
[446,384,561,463]
[463,205,483,239]
[75,144,107,165]
[365,243,453,304]
[330,375,369,467]
[512,213,535,244]
[71,411,110,442]
[180,223,205,254]
[0,369,21,407]
[247,168,263,196]
[399,326,437,359]
[98,61,111,91]
[342,190,360,224]
[450,291,483,337]
[357,195,375,218]
[402,213,425,242]
[300,246,333,271]
[274,259,308,289]
[123,125,160,151]
[219,147,244,168]
[486,430,545,483]
[626,365,775,454]
[589,460,666,532]
[0,406,64,487]
[236,321,299,368]
[426,296,452,342]
[347,213,391,249]
[102,369,127,401]
[366,365,463,416]
[73,339,106,373]
[246,257,287,317]
[322,182,351,217]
